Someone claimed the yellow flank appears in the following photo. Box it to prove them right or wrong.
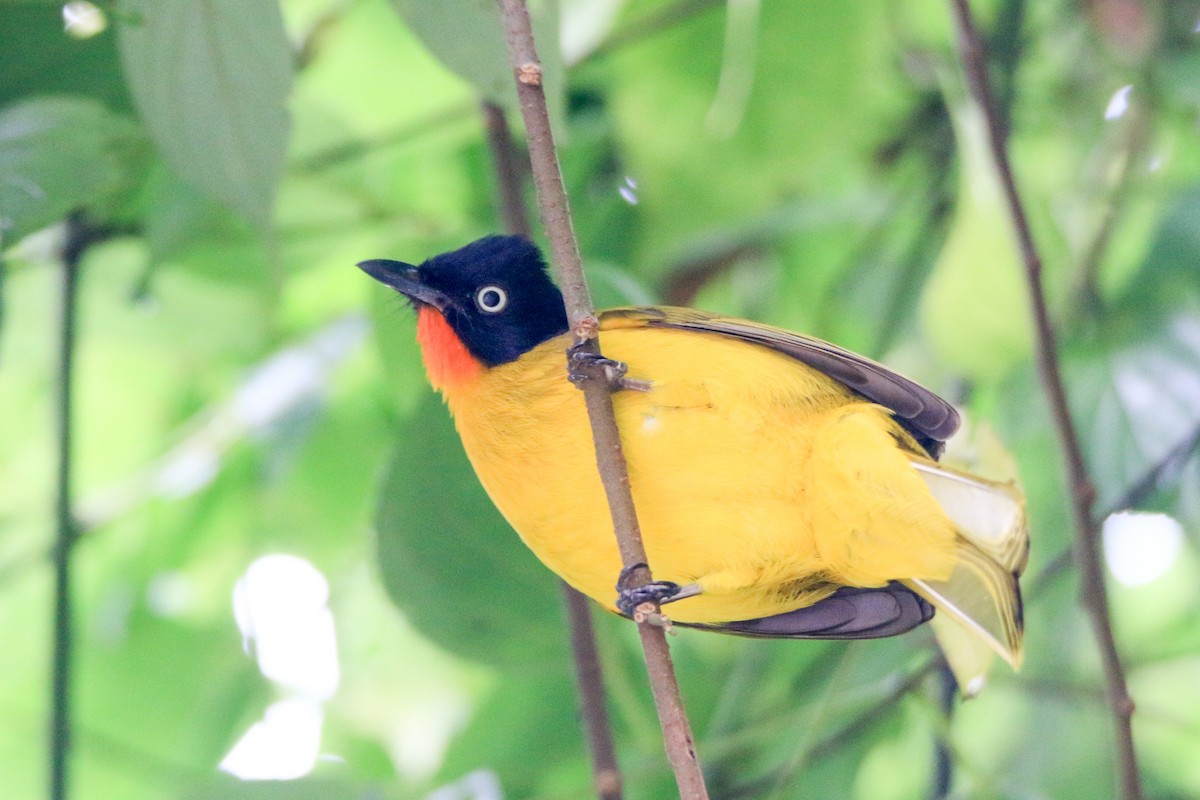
[441,322,960,625]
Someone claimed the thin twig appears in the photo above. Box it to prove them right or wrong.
[1073,99,1151,316]
[948,3,1143,798]
[1028,419,1200,598]
[481,101,534,239]
[51,213,90,800]
[932,663,956,799]
[563,585,625,800]
[294,102,477,173]
[724,657,939,799]
[496,2,709,796]
[480,99,624,800]
[660,242,761,307]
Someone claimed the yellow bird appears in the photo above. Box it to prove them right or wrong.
[360,235,1028,694]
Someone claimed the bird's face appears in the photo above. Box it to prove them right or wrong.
[358,235,569,366]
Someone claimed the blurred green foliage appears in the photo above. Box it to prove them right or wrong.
[2,0,1200,798]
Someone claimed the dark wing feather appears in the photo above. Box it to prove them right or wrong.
[682,583,934,640]
[602,307,960,455]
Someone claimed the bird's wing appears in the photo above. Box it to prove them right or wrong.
[685,583,934,640]
[601,307,960,454]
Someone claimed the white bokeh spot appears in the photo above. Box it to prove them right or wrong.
[1102,511,1184,587]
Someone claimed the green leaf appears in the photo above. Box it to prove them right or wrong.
[602,0,899,266]
[920,101,1032,381]
[390,0,511,105]
[0,95,138,244]
[1127,186,1200,309]
[436,667,583,795]
[116,0,293,228]
[374,395,567,670]
[140,164,275,287]
[390,0,563,128]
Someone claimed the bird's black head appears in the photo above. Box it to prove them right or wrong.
[357,235,569,366]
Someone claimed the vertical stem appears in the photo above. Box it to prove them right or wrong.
[51,213,87,800]
[481,100,624,800]
[947,3,1142,798]
[563,585,624,800]
[495,2,709,796]
[932,664,956,799]
[482,101,534,240]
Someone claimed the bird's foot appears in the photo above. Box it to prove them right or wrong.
[567,345,652,392]
[614,563,699,617]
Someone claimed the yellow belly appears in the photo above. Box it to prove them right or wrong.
[443,326,957,624]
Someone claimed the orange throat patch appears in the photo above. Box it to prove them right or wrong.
[416,306,483,391]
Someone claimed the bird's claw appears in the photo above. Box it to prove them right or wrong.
[615,563,683,616]
[616,581,683,617]
[567,346,651,392]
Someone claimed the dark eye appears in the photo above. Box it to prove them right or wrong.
[475,285,508,313]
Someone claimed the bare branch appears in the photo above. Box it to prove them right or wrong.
[481,99,624,800]
[495,2,709,796]
[947,3,1143,797]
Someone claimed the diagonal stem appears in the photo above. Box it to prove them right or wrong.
[1029,420,1200,598]
[947,3,1142,798]
[495,1,709,796]
[481,99,624,800]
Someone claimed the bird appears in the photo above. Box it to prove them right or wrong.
[358,234,1028,694]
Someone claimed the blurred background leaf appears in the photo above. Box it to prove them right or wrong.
[117,0,294,229]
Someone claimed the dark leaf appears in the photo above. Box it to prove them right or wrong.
[375,395,567,670]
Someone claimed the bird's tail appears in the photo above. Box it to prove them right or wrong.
[903,461,1029,696]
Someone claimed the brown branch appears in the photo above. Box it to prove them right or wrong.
[496,2,709,797]
[948,3,1143,798]
[480,100,624,800]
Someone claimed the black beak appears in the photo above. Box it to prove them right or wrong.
[356,259,450,311]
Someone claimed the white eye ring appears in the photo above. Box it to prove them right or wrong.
[475,285,508,313]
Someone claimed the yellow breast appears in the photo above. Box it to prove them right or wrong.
[442,326,957,624]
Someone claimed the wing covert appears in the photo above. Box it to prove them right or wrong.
[602,306,960,454]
